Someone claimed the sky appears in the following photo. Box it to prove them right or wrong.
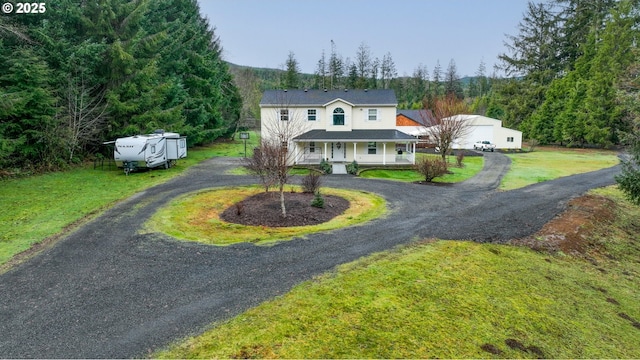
[196,0,531,78]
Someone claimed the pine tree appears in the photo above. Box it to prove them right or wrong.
[283,51,300,89]
[444,59,464,99]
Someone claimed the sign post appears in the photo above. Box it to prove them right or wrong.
[239,132,250,158]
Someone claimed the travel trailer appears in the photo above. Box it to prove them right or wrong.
[107,130,187,174]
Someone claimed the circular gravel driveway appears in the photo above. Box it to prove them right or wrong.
[0,153,620,358]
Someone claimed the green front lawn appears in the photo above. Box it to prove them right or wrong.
[501,147,619,190]
[359,155,483,183]
[157,187,640,359]
[0,132,260,268]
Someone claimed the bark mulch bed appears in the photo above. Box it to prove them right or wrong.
[220,191,350,227]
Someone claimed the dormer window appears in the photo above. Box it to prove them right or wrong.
[333,107,345,126]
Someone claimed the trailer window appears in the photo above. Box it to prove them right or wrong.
[151,145,156,154]
[180,139,185,148]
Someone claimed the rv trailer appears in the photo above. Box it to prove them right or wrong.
[109,130,187,174]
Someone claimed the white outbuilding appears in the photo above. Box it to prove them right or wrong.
[398,112,523,150]
[450,115,522,150]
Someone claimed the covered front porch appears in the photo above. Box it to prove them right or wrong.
[292,129,418,166]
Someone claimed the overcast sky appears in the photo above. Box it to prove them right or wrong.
[197,0,530,78]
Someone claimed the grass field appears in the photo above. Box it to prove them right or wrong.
[156,186,640,359]
[501,147,619,190]
[0,132,260,267]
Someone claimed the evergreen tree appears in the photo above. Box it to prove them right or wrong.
[432,60,442,97]
[497,1,563,133]
[283,51,300,89]
[355,42,372,89]
[0,0,241,171]
[328,40,343,89]
[0,49,58,168]
[380,52,396,89]
[553,0,617,71]
[444,59,464,99]
[314,49,327,89]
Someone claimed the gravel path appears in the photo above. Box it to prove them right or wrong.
[0,153,620,358]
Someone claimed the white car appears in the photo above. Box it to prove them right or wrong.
[473,141,496,152]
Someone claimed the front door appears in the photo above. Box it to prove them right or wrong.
[331,142,347,162]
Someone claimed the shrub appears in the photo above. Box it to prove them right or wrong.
[616,160,640,205]
[455,152,465,168]
[301,171,322,194]
[319,158,332,174]
[414,157,448,182]
[346,160,359,175]
[311,191,324,208]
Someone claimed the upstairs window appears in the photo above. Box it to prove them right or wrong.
[307,109,317,121]
[333,107,345,126]
[368,109,378,121]
[280,109,289,121]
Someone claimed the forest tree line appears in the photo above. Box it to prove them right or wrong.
[0,0,241,173]
[1,0,638,174]
[234,0,639,149]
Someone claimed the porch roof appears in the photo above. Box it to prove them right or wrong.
[293,129,418,143]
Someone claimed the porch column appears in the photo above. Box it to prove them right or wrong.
[383,142,387,165]
[324,142,328,161]
[412,143,416,164]
[353,142,357,162]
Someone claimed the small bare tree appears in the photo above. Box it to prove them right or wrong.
[419,95,471,166]
[250,91,309,218]
[60,71,107,161]
[245,144,278,192]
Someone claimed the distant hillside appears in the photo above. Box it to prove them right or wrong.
[228,61,485,91]
[227,62,316,90]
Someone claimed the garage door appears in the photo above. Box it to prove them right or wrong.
[462,125,494,149]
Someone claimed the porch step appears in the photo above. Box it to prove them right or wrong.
[332,164,347,175]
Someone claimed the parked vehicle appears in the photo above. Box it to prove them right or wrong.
[473,140,496,152]
[106,130,187,174]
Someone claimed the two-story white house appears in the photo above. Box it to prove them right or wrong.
[259,89,418,167]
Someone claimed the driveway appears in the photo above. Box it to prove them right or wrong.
[0,153,620,358]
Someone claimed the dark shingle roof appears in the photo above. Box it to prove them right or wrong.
[260,89,397,106]
[293,129,417,142]
[397,109,431,126]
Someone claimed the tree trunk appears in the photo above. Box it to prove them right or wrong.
[279,186,287,218]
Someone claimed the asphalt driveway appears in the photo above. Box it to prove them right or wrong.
[0,153,620,358]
